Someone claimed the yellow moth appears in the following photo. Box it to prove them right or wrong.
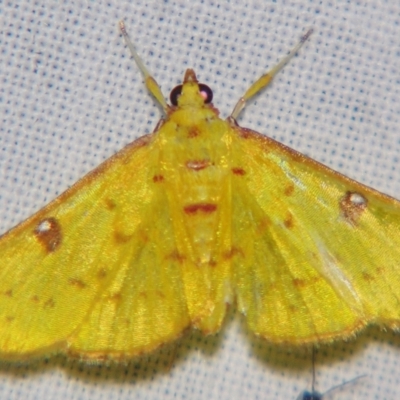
[0,21,400,362]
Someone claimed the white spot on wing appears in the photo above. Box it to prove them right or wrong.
[349,192,367,206]
[37,220,52,232]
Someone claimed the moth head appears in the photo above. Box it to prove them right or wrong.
[170,69,213,108]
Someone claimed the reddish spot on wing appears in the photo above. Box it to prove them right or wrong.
[97,268,108,280]
[232,167,246,175]
[110,292,122,302]
[362,272,375,282]
[105,198,117,210]
[166,250,186,263]
[237,127,253,139]
[69,278,87,289]
[183,203,217,214]
[292,278,307,288]
[188,127,200,138]
[153,174,164,182]
[223,246,245,260]
[114,231,133,244]
[284,184,294,196]
[43,298,55,308]
[283,212,294,229]
[34,217,62,253]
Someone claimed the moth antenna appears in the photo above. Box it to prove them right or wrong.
[119,20,169,113]
[231,28,313,119]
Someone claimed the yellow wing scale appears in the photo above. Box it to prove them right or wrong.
[231,127,400,343]
[0,135,193,360]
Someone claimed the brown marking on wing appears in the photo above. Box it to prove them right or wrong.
[223,246,245,260]
[110,292,122,302]
[97,268,108,280]
[376,266,385,275]
[340,191,368,226]
[167,250,186,263]
[31,295,40,303]
[235,126,255,139]
[293,276,320,289]
[105,198,117,210]
[4,289,12,297]
[188,127,200,138]
[69,278,87,289]
[289,304,298,312]
[232,167,246,176]
[34,217,62,252]
[256,217,271,235]
[114,231,133,244]
[284,184,295,196]
[362,272,374,282]
[43,298,55,308]
[292,278,307,288]
[183,203,217,214]
[153,174,164,182]
[283,213,294,229]
[209,259,218,267]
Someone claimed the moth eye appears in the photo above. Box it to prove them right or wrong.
[198,84,213,104]
[169,83,213,105]
[170,84,183,105]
